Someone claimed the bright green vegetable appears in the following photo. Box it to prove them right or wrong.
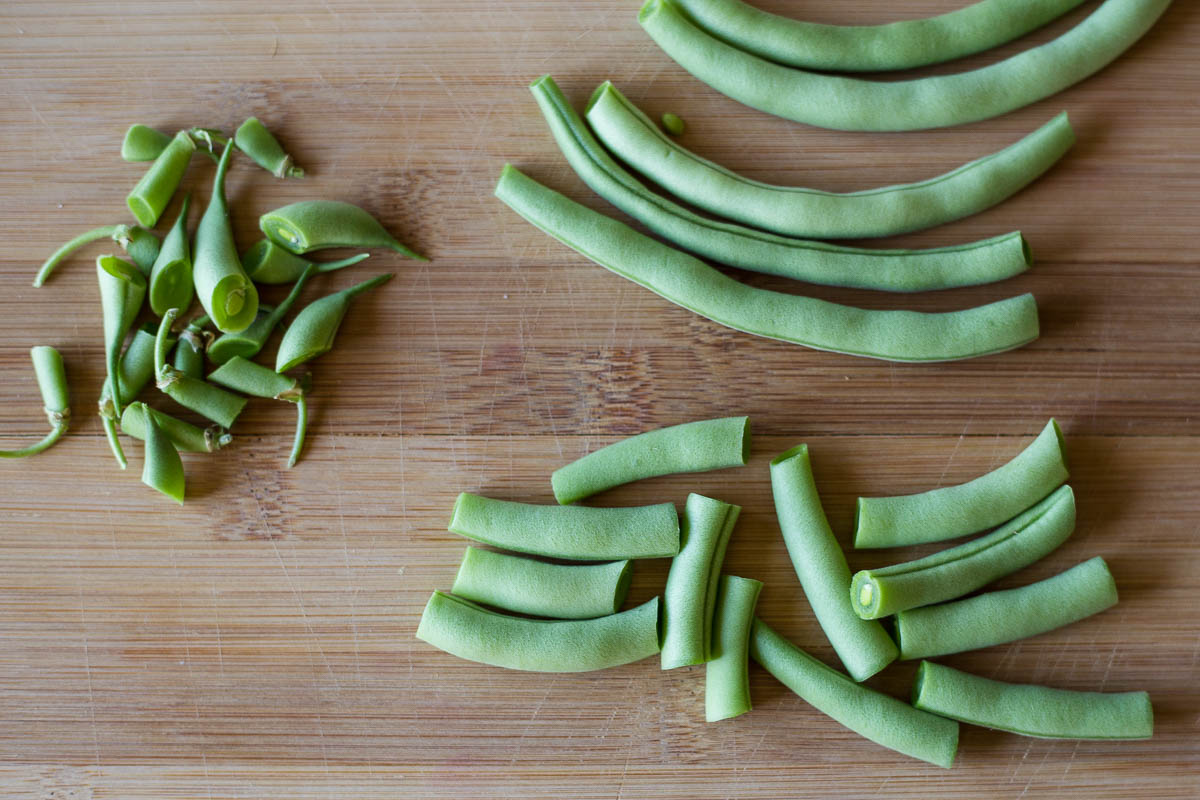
[274,273,393,372]
[770,444,897,681]
[912,661,1153,740]
[705,575,762,722]
[896,557,1118,660]
[210,266,315,365]
[260,200,426,260]
[661,493,740,669]
[416,591,661,672]
[97,254,146,426]
[139,406,185,504]
[851,485,1076,620]
[148,193,194,316]
[98,324,165,423]
[0,347,70,459]
[751,618,958,768]
[34,224,160,287]
[451,546,632,619]
[207,356,307,467]
[122,124,173,162]
[587,82,1074,239]
[661,112,685,135]
[172,314,210,380]
[496,164,1039,363]
[119,403,231,453]
[193,143,259,334]
[639,0,1171,131]
[234,117,304,179]
[242,238,370,284]
[551,416,750,505]
[448,492,680,561]
[127,129,195,226]
[855,419,1070,548]
[153,309,247,429]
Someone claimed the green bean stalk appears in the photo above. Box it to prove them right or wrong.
[34,224,161,287]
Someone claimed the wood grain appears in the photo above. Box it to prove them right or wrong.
[0,1,1197,798]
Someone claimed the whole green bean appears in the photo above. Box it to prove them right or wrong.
[770,444,897,681]
[416,591,661,672]
[750,618,958,768]
[587,82,1074,239]
[495,164,1039,363]
[274,273,393,372]
[705,575,762,722]
[234,117,304,179]
[260,200,426,260]
[153,309,247,429]
[193,143,260,334]
[148,193,194,316]
[895,557,1118,660]
[851,485,1076,620]
[127,129,195,226]
[209,266,315,365]
[140,407,185,505]
[855,419,1069,548]
[530,75,1032,293]
[120,402,231,453]
[122,124,173,162]
[242,238,370,284]
[451,546,633,620]
[34,224,160,287]
[551,416,751,505]
[0,346,70,459]
[207,356,307,466]
[449,492,680,561]
[912,661,1153,740]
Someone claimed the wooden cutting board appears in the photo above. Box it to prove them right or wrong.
[0,2,1197,797]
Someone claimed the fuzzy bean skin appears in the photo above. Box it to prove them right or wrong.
[451,547,632,620]
[705,575,762,722]
[193,143,259,334]
[259,201,425,260]
[274,273,392,372]
[127,130,195,227]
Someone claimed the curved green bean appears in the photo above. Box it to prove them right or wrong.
[140,408,185,505]
[705,575,762,722]
[210,267,315,365]
[127,129,195,226]
[896,556,1118,660]
[639,0,1171,131]
[234,117,304,179]
[448,492,680,561]
[495,164,1039,362]
[260,200,426,261]
[912,661,1152,740]
[0,346,70,459]
[122,124,173,162]
[530,75,1032,293]
[551,416,751,505]
[120,402,230,453]
[274,273,393,372]
[208,356,307,466]
[855,419,1070,548]
[153,309,247,429]
[770,444,897,681]
[451,546,632,619]
[34,224,160,287]
[148,193,194,316]
[193,143,259,334]
[242,238,370,284]
[750,618,958,768]
[416,591,661,672]
[851,485,1076,620]
[587,82,1074,239]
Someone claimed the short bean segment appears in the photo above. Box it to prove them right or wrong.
[416,591,661,672]
[551,416,751,505]
[172,315,211,380]
[495,164,1040,363]
[912,661,1153,740]
[705,575,762,723]
[234,117,304,179]
[242,238,370,285]
[148,193,194,316]
[193,142,260,334]
[210,265,316,365]
[207,356,308,467]
[274,273,393,372]
[448,492,680,561]
[587,82,1074,239]
[34,224,160,287]
[138,405,186,505]
[122,124,173,162]
[750,618,959,768]
[97,255,147,467]
[99,324,164,431]
[120,403,231,454]
[639,0,1171,131]
[260,200,426,261]
[856,419,1069,549]
[851,485,1077,620]
[770,444,897,681]
[451,546,633,620]
[154,309,248,430]
[895,556,1118,660]
[127,129,195,227]
[0,347,70,459]
[661,493,740,669]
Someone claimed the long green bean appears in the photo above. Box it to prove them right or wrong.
[0,347,70,459]
[705,575,762,722]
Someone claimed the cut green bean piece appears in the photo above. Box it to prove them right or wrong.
[896,557,1118,660]
[851,485,1076,620]
[706,575,762,722]
[770,444,897,681]
[0,346,70,459]
[140,407,185,505]
[34,224,159,287]
[451,546,633,620]
[235,117,304,179]
[661,493,740,669]
[449,492,680,561]
[100,324,169,424]
[552,416,751,505]
[118,226,161,277]
[208,357,307,463]
[120,402,230,453]
[193,143,259,334]
[661,112,685,135]
[127,129,195,227]
[149,193,194,316]
[497,164,1038,363]
[172,315,210,380]
[751,618,958,768]
[416,591,661,672]
[588,82,1074,239]
[242,238,370,284]
[640,0,1171,131]
[97,255,147,421]
[122,124,173,161]
[210,266,315,365]
[154,309,247,429]
[274,273,393,372]
[913,661,1152,740]
[856,419,1070,549]
[260,200,426,260]
[531,75,1031,293]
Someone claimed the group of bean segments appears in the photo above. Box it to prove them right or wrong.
[493,0,1169,362]
[3,119,423,501]
[417,417,1152,768]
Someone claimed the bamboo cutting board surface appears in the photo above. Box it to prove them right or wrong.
[0,1,1197,797]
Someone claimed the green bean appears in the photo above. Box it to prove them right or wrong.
[417,591,661,672]
[530,75,1032,293]
[97,256,146,419]
[448,492,680,561]
[259,200,426,260]
[139,406,185,505]
[750,618,958,768]
[172,314,211,380]
[851,485,1076,620]
[639,0,1171,131]
[34,224,160,287]
[274,273,393,372]
[661,493,740,669]
[121,124,173,162]
[896,557,1118,660]
[210,266,315,365]
[661,112,685,135]
[120,402,231,453]
[207,356,307,467]
[148,193,194,316]
[0,346,70,459]
[99,323,170,446]
[234,116,304,179]
[671,0,1089,72]
[153,309,247,429]
[855,419,1069,549]
[242,238,370,284]
[770,444,897,681]
[193,142,259,334]
[551,416,751,505]
[495,164,1038,362]
[587,82,1074,239]
[127,129,195,226]
[705,575,762,722]
[912,661,1153,740]
[451,546,633,619]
